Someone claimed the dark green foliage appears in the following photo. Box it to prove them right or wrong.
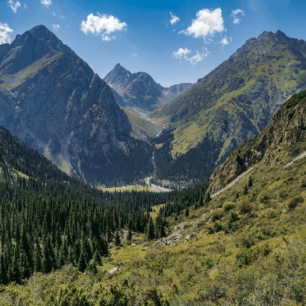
[223,202,236,211]
[243,185,248,195]
[114,231,121,246]
[288,196,304,209]
[185,208,189,217]
[284,91,306,109]
[147,218,155,240]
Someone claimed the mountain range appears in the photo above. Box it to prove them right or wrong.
[104,63,193,112]
[150,30,306,186]
[0,25,153,187]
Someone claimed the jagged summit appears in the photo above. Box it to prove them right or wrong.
[0,25,76,75]
[104,64,193,111]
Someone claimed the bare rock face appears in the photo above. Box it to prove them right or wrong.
[0,25,153,186]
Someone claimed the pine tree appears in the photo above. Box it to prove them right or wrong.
[185,208,189,217]
[127,228,132,241]
[114,231,121,246]
[147,218,155,240]
[93,251,102,266]
[248,176,253,187]
[0,254,8,285]
[77,249,87,272]
[243,185,248,195]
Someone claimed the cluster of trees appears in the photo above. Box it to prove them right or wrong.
[159,183,209,218]
[0,177,171,284]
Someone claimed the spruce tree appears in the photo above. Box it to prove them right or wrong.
[114,231,121,246]
[185,208,189,217]
[147,218,155,240]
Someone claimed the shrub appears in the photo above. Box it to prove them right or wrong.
[223,202,236,211]
[214,221,223,232]
[238,200,252,215]
[288,196,304,209]
[211,210,223,222]
[227,211,239,223]
[300,176,306,187]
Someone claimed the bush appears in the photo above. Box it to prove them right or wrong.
[288,196,304,209]
[238,200,252,215]
[223,202,236,211]
[211,210,223,222]
[300,176,306,187]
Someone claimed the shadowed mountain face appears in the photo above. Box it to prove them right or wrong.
[0,25,153,187]
[104,63,193,111]
[150,30,306,185]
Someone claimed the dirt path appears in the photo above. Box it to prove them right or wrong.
[211,167,255,198]
[284,150,306,168]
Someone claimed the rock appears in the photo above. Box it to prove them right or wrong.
[130,244,137,247]
[107,266,120,274]
[142,247,149,251]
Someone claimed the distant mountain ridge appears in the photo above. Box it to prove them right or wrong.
[150,30,306,185]
[0,25,153,187]
[104,63,193,111]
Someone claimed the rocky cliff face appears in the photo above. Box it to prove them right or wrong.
[0,25,153,186]
[151,30,306,184]
[206,90,306,195]
[104,63,193,111]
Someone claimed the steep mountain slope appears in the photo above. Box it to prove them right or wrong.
[5,91,306,305]
[0,25,153,187]
[151,30,306,185]
[104,63,193,112]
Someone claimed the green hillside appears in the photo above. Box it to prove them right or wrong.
[3,90,306,305]
[151,31,306,184]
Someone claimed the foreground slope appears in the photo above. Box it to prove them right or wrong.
[4,91,306,305]
[151,30,306,184]
[0,25,153,186]
[104,63,193,112]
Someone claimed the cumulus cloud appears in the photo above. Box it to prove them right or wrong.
[173,47,209,65]
[101,34,115,41]
[41,0,52,7]
[173,48,191,59]
[7,0,21,13]
[231,9,245,24]
[170,12,180,25]
[52,24,60,31]
[220,37,229,45]
[80,13,127,41]
[180,8,224,39]
[60,15,65,19]
[0,22,13,45]
[24,3,26,8]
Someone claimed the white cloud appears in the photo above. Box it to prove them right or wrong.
[220,37,229,45]
[170,12,180,25]
[52,24,60,31]
[173,48,191,59]
[7,0,21,13]
[132,53,138,57]
[53,13,56,16]
[41,0,52,7]
[173,47,209,65]
[60,15,65,19]
[180,8,224,39]
[0,22,13,44]
[80,13,127,41]
[101,34,115,41]
[24,4,27,9]
[231,9,245,24]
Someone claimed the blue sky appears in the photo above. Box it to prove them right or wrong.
[0,0,306,86]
